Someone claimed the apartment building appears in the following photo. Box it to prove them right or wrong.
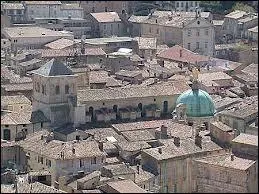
[129,10,214,56]
[1,3,25,23]
[223,10,258,39]
[80,1,131,16]
[23,1,83,22]
[18,130,106,185]
[87,12,124,38]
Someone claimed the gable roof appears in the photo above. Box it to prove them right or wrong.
[90,12,121,23]
[157,45,209,64]
[32,58,74,76]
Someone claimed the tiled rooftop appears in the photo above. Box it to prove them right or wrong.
[142,137,223,161]
[3,27,73,38]
[90,12,121,23]
[194,153,256,170]
[232,133,258,146]
[77,80,189,103]
[1,95,31,107]
[157,45,209,64]
[44,38,75,50]
[18,130,105,160]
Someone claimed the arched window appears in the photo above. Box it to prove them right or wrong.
[65,85,69,94]
[3,129,11,140]
[55,85,60,95]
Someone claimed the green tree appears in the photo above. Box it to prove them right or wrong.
[232,2,256,13]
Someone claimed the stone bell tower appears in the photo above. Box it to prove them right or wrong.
[32,58,78,127]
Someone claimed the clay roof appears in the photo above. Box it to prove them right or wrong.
[44,38,75,50]
[1,95,31,107]
[2,3,24,9]
[77,80,189,103]
[143,138,222,161]
[40,48,106,57]
[101,179,148,193]
[19,130,105,160]
[157,45,209,64]
[90,12,121,23]
[194,153,256,170]
[232,133,258,146]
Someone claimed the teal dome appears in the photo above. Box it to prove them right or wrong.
[176,89,215,118]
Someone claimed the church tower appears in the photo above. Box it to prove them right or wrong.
[32,58,77,126]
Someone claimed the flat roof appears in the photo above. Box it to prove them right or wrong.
[3,27,73,38]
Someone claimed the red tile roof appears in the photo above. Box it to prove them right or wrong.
[157,45,209,64]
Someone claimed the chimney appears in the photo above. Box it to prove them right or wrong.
[41,135,44,140]
[126,163,130,168]
[137,165,140,174]
[99,142,104,151]
[195,135,202,148]
[161,125,168,137]
[158,147,162,154]
[72,148,75,154]
[174,137,180,147]
[180,49,182,57]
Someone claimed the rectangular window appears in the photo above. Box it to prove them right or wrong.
[91,157,97,164]
[205,29,209,36]
[42,85,45,95]
[38,156,43,164]
[104,24,106,30]
[181,2,184,7]
[190,2,193,7]
[157,28,159,34]
[176,2,179,7]
[187,29,191,36]
[65,85,69,94]
[80,159,84,167]
[46,159,51,167]
[55,85,60,95]
[196,30,200,36]
[149,27,152,33]
[188,43,191,50]
[205,42,208,49]
[196,42,199,49]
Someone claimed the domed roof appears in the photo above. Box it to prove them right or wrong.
[176,89,215,118]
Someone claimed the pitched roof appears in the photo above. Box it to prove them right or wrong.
[18,130,105,160]
[32,58,74,76]
[90,12,121,23]
[101,179,147,193]
[1,95,31,107]
[157,45,209,64]
[44,38,75,50]
[40,48,106,57]
[232,133,258,146]
[77,80,190,103]
[225,10,247,19]
[194,153,256,171]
